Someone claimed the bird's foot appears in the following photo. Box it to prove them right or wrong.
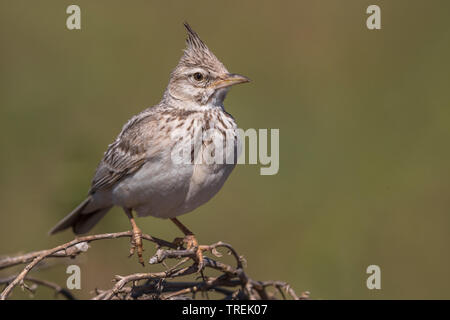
[171,234,205,270]
[128,227,144,266]
[184,234,205,271]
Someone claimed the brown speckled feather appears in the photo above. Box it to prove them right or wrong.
[89,108,161,193]
[50,22,249,242]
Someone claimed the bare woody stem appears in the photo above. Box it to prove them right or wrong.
[0,231,305,301]
[0,231,176,300]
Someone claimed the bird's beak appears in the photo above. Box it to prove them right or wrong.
[211,73,250,89]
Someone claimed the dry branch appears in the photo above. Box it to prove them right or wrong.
[0,231,307,300]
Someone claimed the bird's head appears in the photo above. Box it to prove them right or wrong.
[165,23,249,108]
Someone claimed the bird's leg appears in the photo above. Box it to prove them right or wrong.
[170,218,205,270]
[124,208,144,266]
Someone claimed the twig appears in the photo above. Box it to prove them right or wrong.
[0,275,76,299]
[0,231,176,300]
[0,232,303,300]
[0,242,89,270]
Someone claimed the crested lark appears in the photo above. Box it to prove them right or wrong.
[49,23,250,266]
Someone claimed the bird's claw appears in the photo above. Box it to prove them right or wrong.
[129,229,144,266]
[183,234,204,271]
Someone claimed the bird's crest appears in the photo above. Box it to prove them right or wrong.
[179,22,227,73]
[184,22,208,52]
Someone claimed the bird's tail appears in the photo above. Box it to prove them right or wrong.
[48,196,112,235]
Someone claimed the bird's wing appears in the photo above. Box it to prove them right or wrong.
[89,110,163,194]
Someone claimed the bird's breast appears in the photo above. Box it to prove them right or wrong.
[112,108,239,218]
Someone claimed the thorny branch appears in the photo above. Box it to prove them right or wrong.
[0,231,308,300]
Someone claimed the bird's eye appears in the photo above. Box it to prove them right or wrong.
[193,72,204,81]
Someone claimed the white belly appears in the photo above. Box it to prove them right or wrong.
[110,106,240,219]
[111,144,236,219]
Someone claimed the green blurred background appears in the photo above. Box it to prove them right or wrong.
[1,0,450,299]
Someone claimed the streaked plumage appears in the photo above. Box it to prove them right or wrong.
[49,23,249,265]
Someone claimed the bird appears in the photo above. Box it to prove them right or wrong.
[49,22,250,266]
